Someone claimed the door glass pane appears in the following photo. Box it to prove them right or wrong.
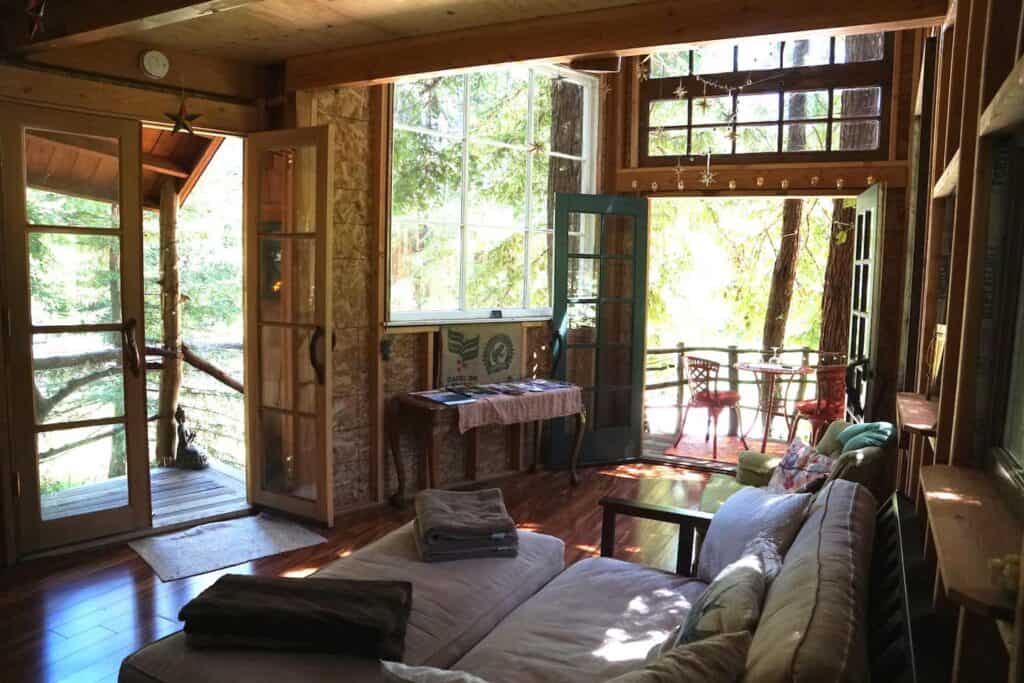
[261,326,316,414]
[568,258,599,299]
[601,215,635,257]
[38,424,128,521]
[566,303,597,344]
[596,388,633,429]
[257,146,317,234]
[30,232,121,326]
[600,346,632,387]
[260,411,318,500]
[600,302,633,345]
[24,129,120,228]
[259,237,315,324]
[601,260,633,298]
[566,347,596,388]
[568,213,600,255]
[34,332,124,425]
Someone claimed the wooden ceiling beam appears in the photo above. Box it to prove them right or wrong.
[27,129,193,178]
[4,0,263,55]
[285,0,948,90]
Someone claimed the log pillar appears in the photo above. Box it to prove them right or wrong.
[156,179,182,467]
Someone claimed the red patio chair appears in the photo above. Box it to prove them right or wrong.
[787,363,847,445]
[673,355,747,460]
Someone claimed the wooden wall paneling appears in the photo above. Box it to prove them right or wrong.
[890,31,905,161]
[0,143,12,566]
[0,65,264,133]
[369,85,391,504]
[627,57,640,170]
[941,0,990,466]
[944,2,972,166]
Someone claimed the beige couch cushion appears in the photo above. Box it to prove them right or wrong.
[607,631,753,683]
[744,480,876,683]
[454,557,708,683]
[119,523,565,683]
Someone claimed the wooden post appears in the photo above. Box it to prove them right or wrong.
[676,342,686,431]
[156,179,182,468]
[727,345,739,435]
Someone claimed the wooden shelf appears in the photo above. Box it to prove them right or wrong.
[920,466,1022,620]
[896,391,939,435]
[979,52,1024,137]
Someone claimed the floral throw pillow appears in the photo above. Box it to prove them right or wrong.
[767,437,834,493]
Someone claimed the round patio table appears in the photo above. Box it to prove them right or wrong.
[735,361,814,453]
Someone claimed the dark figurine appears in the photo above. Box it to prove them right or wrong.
[175,405,209,470]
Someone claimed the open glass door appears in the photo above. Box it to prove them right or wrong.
[848,182,885,420]
[551,193,648,467]
[1,103,149,553]
[244,126,334,526]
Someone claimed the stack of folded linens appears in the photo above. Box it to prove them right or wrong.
[178,574,412,660]
[414,488,518,562]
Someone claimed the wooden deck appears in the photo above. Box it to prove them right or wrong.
[40,467,248,529]
[641,431,788,473]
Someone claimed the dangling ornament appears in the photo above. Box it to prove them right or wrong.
[26,0,46,40]
[674,158,686,190]
[166,93,202,135]
[697,83,710,114]
[728,179,737,190]
[699,150,716,188]
[672,81,688,100]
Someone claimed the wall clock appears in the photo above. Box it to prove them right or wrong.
[140,50,171,80]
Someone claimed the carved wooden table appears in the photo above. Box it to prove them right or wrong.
[387,390,587,506]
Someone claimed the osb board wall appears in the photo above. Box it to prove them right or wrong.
[308,85,555,511]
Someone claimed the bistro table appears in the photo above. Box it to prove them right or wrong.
[735,361,814,453]
[387,384,586,506]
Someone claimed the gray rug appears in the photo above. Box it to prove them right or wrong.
[130,513,326,581]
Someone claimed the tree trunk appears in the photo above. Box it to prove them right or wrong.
[761,198,803,352]
[819,200,856,357]
[156,179,182,468]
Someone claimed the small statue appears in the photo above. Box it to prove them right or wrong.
[175,405,209,470]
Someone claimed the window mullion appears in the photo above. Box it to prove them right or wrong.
[459,73,470,312]
[522,71,535,310]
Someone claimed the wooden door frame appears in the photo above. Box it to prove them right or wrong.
[0,101,150,555]
[243,125,334,526]
[854,182,887,420]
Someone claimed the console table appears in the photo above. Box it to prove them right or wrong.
[387,388,586,506]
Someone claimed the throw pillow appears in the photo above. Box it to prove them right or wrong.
[815,420,850,456]
[767,441,834,493]
[696,486,810,583]
[678,549,768,644]
[607,631,752,682]
[381,662,490,683]
[837,421,895,451]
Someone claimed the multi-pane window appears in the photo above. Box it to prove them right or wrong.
[642,32,890,165]
[389,65,597,321]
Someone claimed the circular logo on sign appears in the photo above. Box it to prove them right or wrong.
[483,334,514,375]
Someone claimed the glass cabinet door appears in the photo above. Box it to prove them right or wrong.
[245,126,334,526]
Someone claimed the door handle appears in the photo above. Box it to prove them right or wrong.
[309,326,325,385]
[122,318,141,377]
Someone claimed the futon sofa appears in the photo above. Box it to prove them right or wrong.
[120,479,875,682]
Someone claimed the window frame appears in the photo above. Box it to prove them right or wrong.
[638,33,894,167]
[387,63,599,324]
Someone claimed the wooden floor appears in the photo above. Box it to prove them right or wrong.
[0,463,712,683]
[40,467,248,530]
[642,431,788,472]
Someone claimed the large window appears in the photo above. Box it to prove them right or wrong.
[389,65,597,321]
[640,33,892,165]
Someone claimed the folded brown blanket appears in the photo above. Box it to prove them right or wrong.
[413,518,518,563]
[414,488,517,543]
[178,574,412,660]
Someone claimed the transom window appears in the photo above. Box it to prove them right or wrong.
[389,65,597,321]
[640,32,891,165]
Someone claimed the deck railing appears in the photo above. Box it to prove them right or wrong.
[645,343,828,436]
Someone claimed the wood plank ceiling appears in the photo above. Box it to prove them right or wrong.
[125,0,650,63]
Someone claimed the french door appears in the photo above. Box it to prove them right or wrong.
[848,182,885,420]
[244,126,334,526]
[1,103,149,553]
[551,193,648,467]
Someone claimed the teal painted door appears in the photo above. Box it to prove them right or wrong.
[549,193,648,467]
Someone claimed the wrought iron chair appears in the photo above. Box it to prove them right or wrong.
[788,362,848,444]
[673,355,747,459]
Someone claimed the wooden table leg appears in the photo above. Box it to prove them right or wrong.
[531,420,543,473]
[570,410,586,486]
[760,374,776,453]
[465,427,479,482]
[420,419,445,490]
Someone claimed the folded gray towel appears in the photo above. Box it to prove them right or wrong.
[414,518,518,563]
[414,488,516,543]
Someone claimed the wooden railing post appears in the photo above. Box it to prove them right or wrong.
[797,346,811,401]
[676,342,686,430]
[727,345,739,435]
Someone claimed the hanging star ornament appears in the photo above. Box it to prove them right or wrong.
[26,0,47,40]
[673,159,686,190]
[672,82,688,99]
[165,95,202,135]
[699,168,717,187]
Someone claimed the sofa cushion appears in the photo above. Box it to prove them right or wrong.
[119,523,565,683]
[837,421,895,451]
[678,551,768,645]
[454,557,708,683]
[696,486,809,583]
[815,420,850,456]
[698,473,747,513]
[607,631,753,683]
[744,480,876,683]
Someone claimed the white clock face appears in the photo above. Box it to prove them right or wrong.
[140,50,170,80]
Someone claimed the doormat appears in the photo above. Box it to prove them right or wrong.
[129,513,326,581]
